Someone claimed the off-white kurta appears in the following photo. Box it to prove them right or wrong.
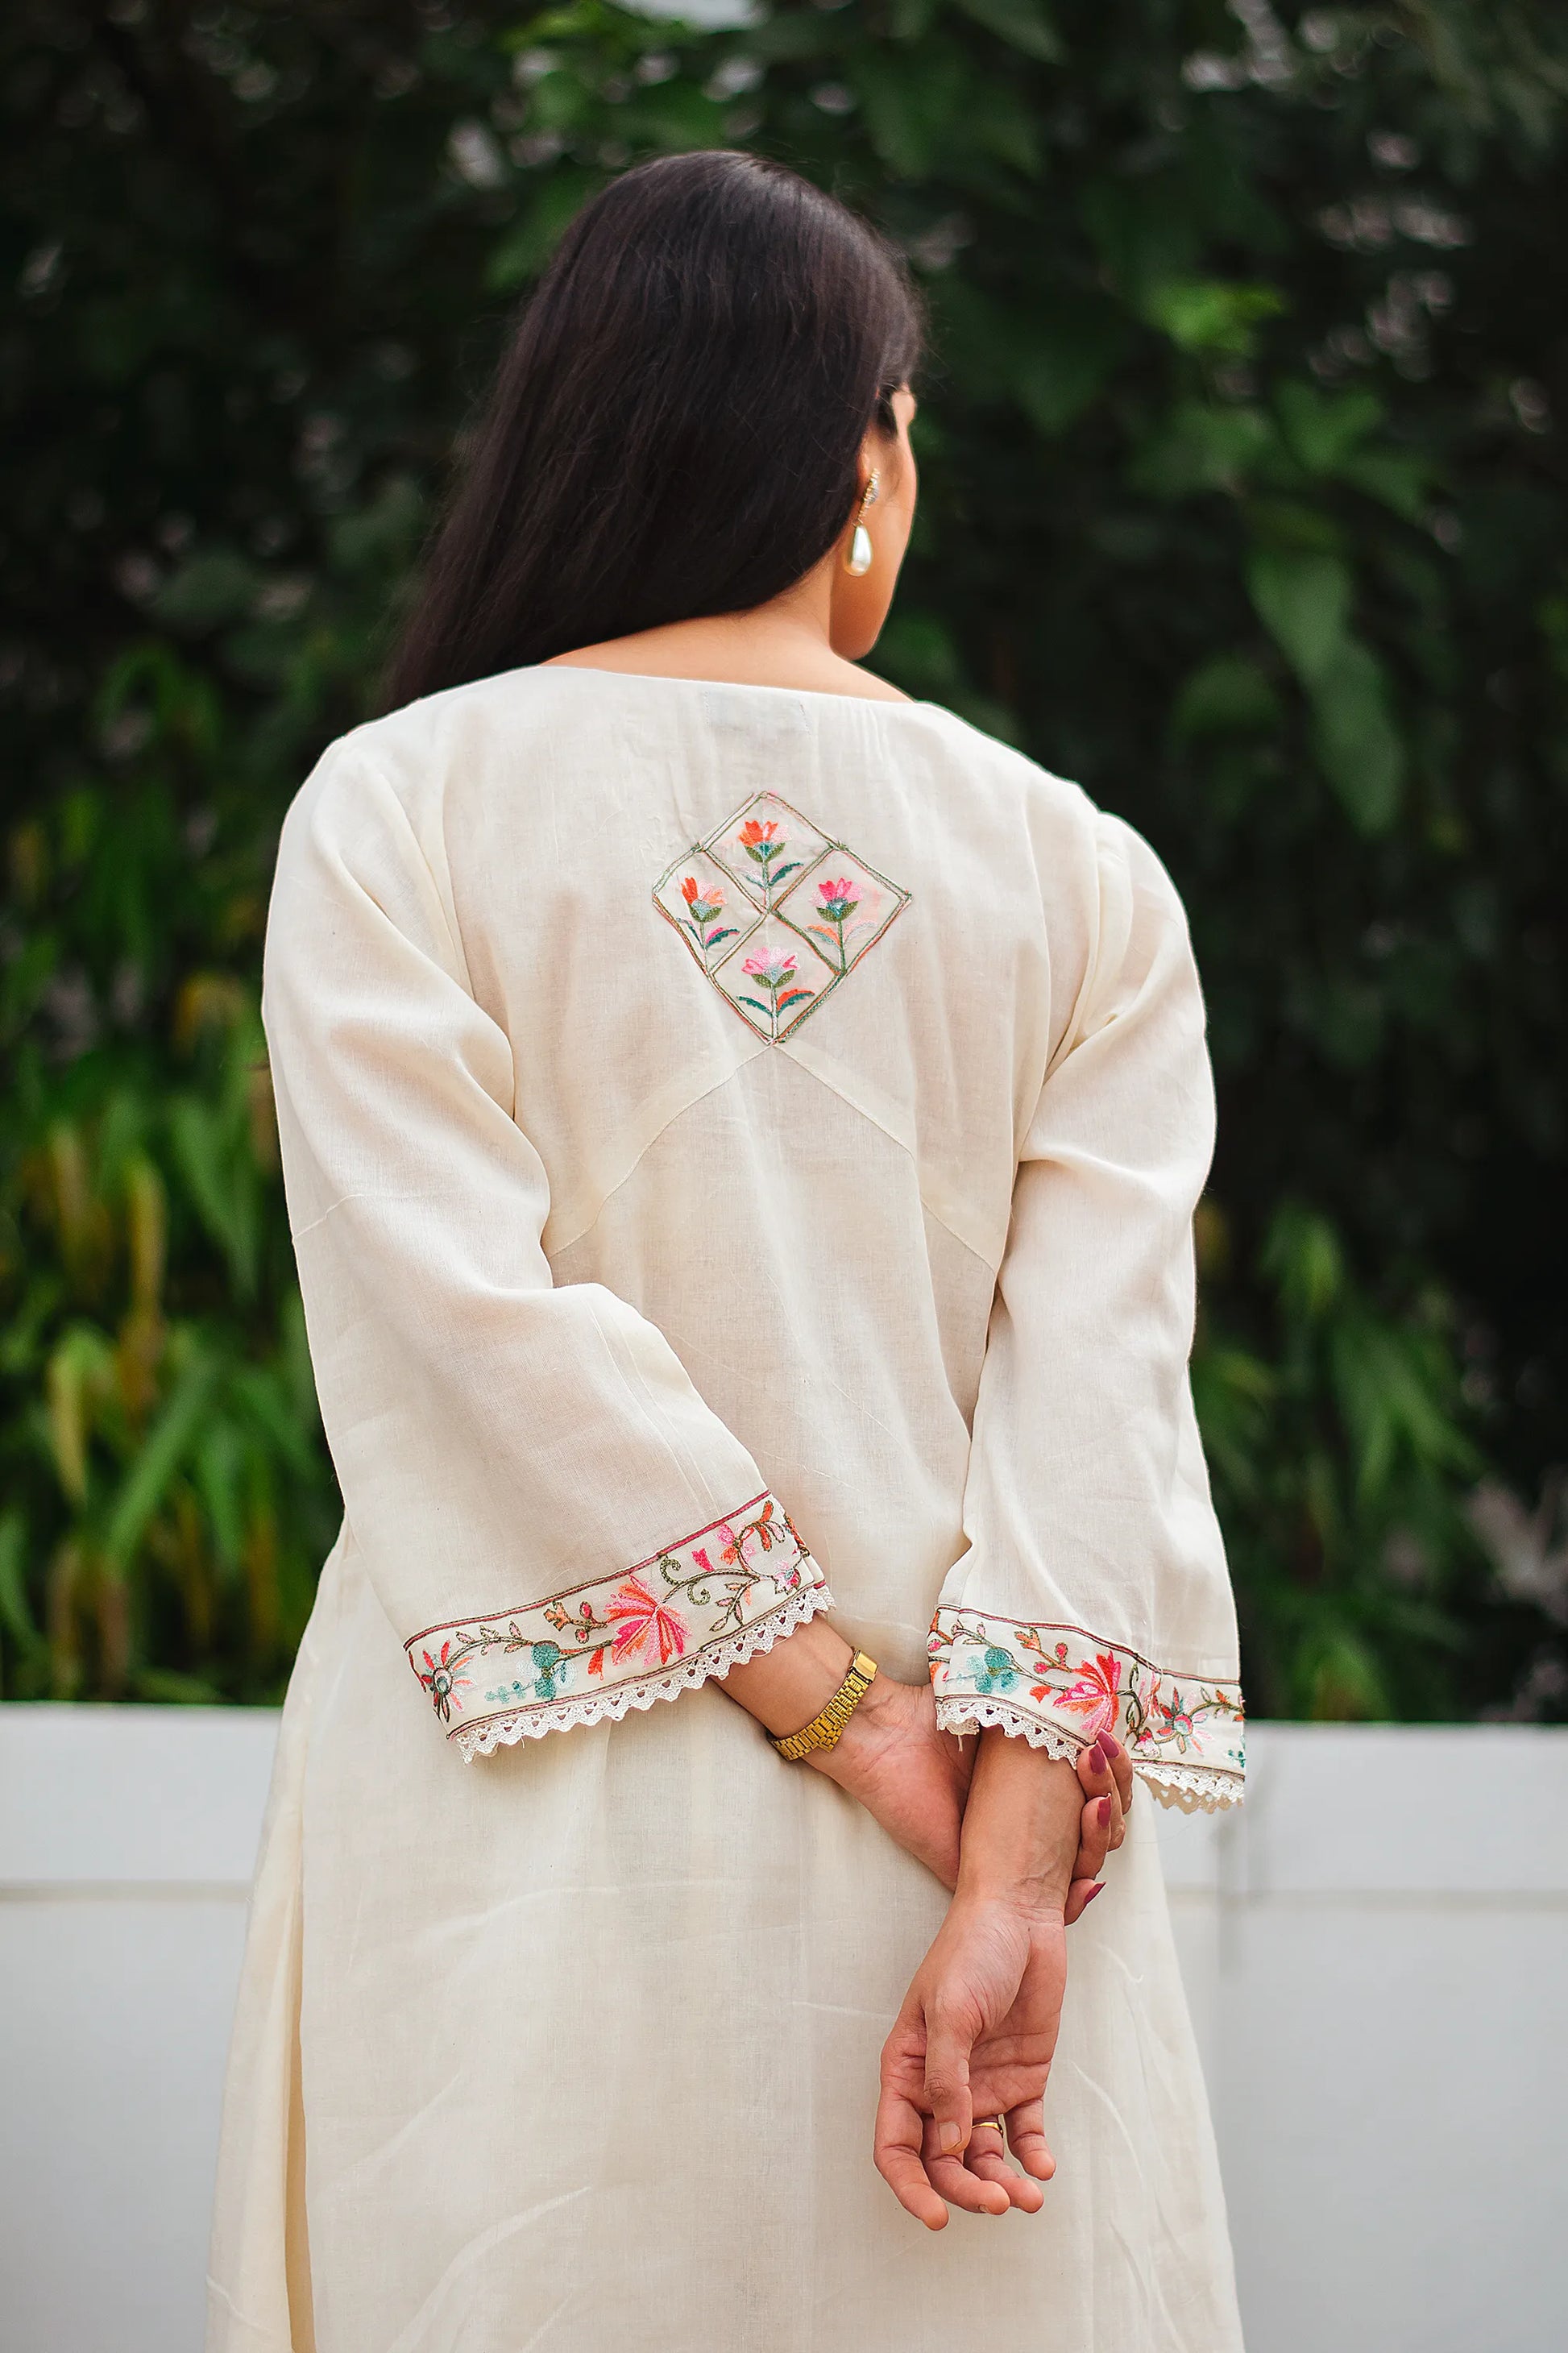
[208,667,1245,2353]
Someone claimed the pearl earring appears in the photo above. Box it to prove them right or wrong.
[844,473,879,576]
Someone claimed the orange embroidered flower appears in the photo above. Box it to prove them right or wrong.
[738,818,779,848]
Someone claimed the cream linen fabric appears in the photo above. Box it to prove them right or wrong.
[207,667,1244,2353]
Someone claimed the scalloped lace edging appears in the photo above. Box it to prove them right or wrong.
[456,1585,835,1760]
[934,1695,1244,1811]
[934,1695,1085,1763]
[1139,1760,1244,1813]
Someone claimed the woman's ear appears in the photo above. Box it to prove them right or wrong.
[827,394,919,662]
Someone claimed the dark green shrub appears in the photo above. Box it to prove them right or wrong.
[3,1,1564,1715]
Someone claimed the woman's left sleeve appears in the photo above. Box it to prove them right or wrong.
[929,813,1244,1811]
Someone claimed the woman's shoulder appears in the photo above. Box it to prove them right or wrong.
[307,665,594,788]
[911,698,1134,878]
[277,666,624,868]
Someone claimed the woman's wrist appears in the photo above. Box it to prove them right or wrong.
[808,1661,907,1782]
[953,1727,1082,1919]
[720,1613,857,1740]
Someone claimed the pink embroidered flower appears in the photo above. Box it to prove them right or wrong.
[605,1575,688,1668]
[808,874,875,973]
[742,946,797,987]
[1043,1649,1122,1737]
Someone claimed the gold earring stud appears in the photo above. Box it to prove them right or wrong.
[844,472,879,577]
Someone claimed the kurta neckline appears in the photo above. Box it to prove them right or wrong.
[533,660,937,714]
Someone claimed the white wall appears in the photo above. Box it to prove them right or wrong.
[2,1709,1564,2353]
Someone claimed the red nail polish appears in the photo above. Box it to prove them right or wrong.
[1099,1733,1121,1761]
[1097,1795,1112,1828]
[1088,1744,1105,1774]
[1083,1882,1105,1905]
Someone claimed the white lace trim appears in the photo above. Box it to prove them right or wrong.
[934,1694,1244,1812]
[1139,1759,1244,1814]
[456,1584,835,1760]
[934,1694,1085,1763]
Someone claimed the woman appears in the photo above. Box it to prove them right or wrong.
[208,151,1245,2352]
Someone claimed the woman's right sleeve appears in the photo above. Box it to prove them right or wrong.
[261,743,831,1760]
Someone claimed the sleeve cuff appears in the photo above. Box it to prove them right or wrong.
[928,1604,1245,1812]
[405,1493,829,1760]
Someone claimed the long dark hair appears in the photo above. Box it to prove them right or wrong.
[385,151,923,707]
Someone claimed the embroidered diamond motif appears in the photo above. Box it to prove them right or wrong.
[653,792,910,1044]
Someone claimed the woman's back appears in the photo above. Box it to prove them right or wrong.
[267,665,1235,1767]
[209,148,1242,2353]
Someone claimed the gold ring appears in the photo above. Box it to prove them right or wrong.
[973,2116,1006,2136]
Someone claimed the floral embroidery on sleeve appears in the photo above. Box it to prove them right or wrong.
[407,1493,831,1758]
[928,1604,1244,1811]
[653,793,909,1044]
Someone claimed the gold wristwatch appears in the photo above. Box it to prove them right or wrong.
[769,1650,880,1761]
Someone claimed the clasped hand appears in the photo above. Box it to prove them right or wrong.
[722,1627,1135,2231]
[815,1675,1135,2229]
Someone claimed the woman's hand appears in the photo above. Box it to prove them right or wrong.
[875,1889,1066,2226]
[874,1735,1087,2226]
[820,1683,1135,1905]
[1063,1728,1134,1923]
[812,1672,973,1888]
[723,1613,1135,1902]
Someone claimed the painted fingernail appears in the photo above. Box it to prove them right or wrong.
[1088,1744,1105,1774]
[1083,1881,1105,1906]
[1097,1795,1113,1828]
[1099,1733,1121,1761]
[939,2121,963,2152]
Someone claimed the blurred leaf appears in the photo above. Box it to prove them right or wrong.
[1264,1205,1345,1324]
[1336,449,1431,524]
[1131,403,1275,498]
[1012,297,1131,436]
[1308,638,1405,836]
[1273,383,1382,474]
[1247,548,1353,684]
[1171,654,1283,741]
[152,552,263,637]
[953,0,1063,64]
[0,1510,42,1660]
[486,169,604,290]
[1247,547,1404,829]
[102,1352,218,1569]
[1143,279,1287,357]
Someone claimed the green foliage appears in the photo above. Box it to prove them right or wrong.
[3,0,1565,1716]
